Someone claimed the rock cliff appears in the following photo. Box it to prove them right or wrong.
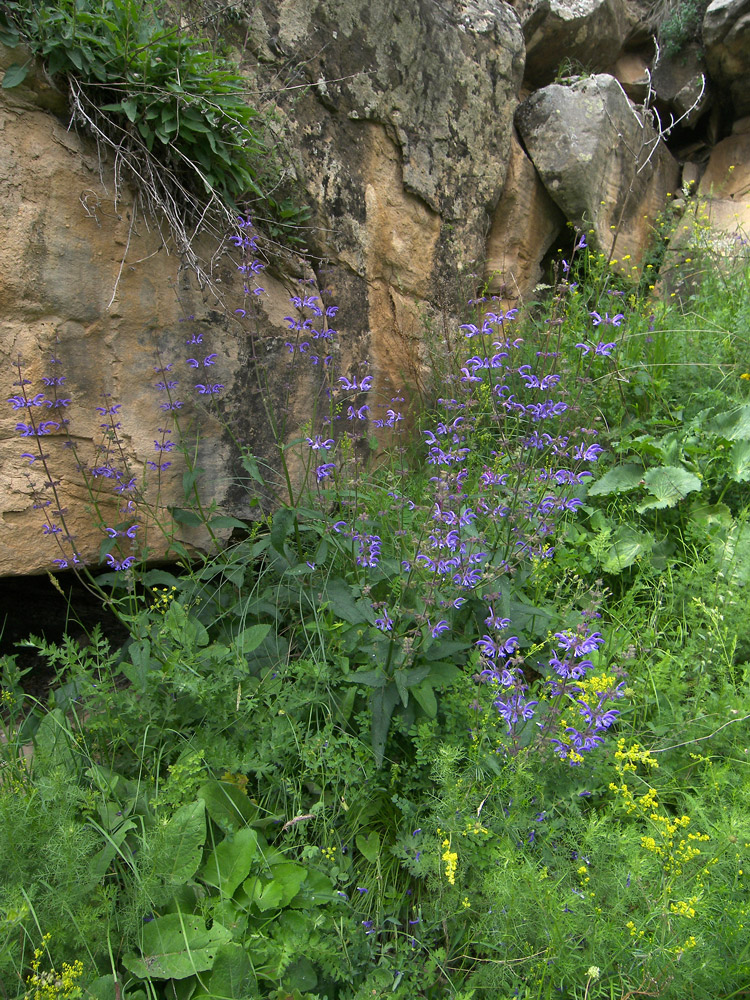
[1,0,748,576]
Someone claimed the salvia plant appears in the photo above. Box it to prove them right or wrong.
[2,215,750,1000]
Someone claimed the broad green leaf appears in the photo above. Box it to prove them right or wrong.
[601,526,652,574]
[270,506,295,552]
[587,463,644,496]
[715,520,750,586]
[323,579,377,625]
[346,667,386,688]
[123,914,232,979]
[196,944,257,1000]
[154,800,206,884]
[411,681,438,717]
[266,862,307,904]
[122,97,139,121]
[84,975,119,1000]
[248,877,284,911]
[240,451,265,484]
[356,830,380,863]
[637,465,701,512]
[171,506,204,527]
[290,869,339,908]
[284,958,318,992]
[234,624,271,655]
[2,62,30,88]
[730,440,750,482]
[198,780,256,832]
[705,404,750,440]
[200,827,258,896]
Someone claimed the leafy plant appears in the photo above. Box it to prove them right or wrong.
[0,0,309,248]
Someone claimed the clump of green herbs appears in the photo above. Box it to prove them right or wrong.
[0,0,308,242]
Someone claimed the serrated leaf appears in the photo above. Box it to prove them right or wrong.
[123,914,232,979]
[637,465,701,511]
[587,463,644,496]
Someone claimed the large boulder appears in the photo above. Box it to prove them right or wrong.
[522,0,630,87]
[515,74,680,268]
[703,0,750,117]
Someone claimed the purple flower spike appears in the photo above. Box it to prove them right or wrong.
[316,463,336,482]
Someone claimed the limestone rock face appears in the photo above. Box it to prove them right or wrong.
[0,49,326,576]
[522,0,629,86]
[0,3,527,576]
[485,130,565,302]
[697,130,750,234]
[704,0,750,117]
[515,74,680,267]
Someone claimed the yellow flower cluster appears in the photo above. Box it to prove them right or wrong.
[25,937,83,1000]
[320,845,337,862]
[670,897,697,919]
[441,838,458,885]
[151,585,177,615]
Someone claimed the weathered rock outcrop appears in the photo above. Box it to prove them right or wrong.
[522,0,629,87]
[2,0,750,577]
[515,74,680,267]
[0,1,527,576]
[704,0,750,117]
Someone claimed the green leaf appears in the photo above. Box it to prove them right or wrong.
[171,507,204,527]
[324,579,377,625]
[705,404,750,440]
[370,681,401,767]
[270,506,295,552]
[637,465,701,511]
[123,914,232,980]
[601,526,652,574]
[730,440,750,482]
[346,667,387,688]
[266,862,307,905]
[355,830,380,863]
[201,944,257,1000]
[411,681,438,717]
[284,957,318,992]
[240,452,265,485]
[198,780,256,832]
[122,97,139,121]
[587,463,644,496]
[234,624,271,655]
[2,62,30,88]
[200,827,258,896]
[155,800,206,884]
